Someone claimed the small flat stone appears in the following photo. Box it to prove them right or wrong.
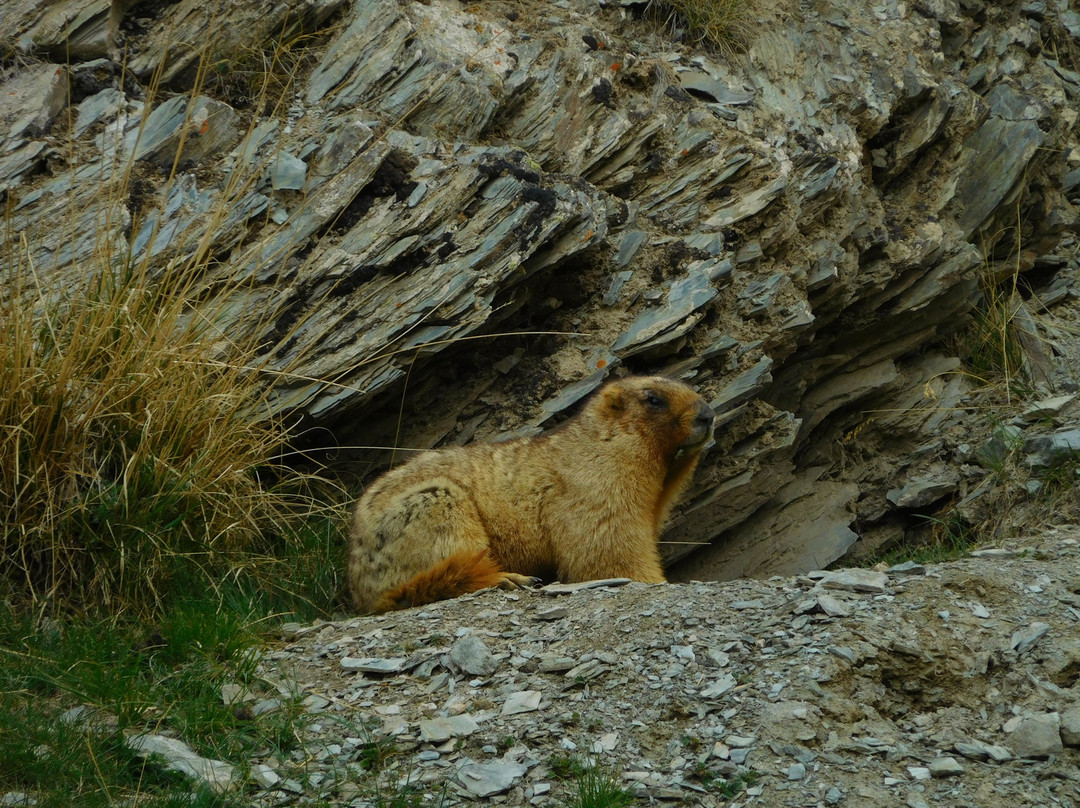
[819,569,889,593]
[1010,622,1050,654]
[127,733,235,792]
[502,690,542,716]
[1020,394,1075,420]
[829,646,856,663]
[1007,713,1063,758]
[340,656,407,673]
[928,757,964,777]
[885,561,926,576]
[451,635,498,676]
[538,656,576,673]
[1060,706,1080,747]
[252,698,281,716]
[302,694,330,713]
[533,607,568,621]
[542,579,631,595]
[954,741,1011,762]
[221,683,249,706]
[816,594,851,617]
[418,714,480,743]
[732,600,766,610]
[456,760,528,797]
[968,548,1023,558]
[251,763,280,788]
[701,674,737,698]
[727,734,755,748]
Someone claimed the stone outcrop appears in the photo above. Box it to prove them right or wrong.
[2,0,1079,577]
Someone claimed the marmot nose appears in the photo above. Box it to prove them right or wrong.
[695,401,716,429]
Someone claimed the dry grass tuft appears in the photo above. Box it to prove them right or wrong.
[0,246,331,615]
[648,0,751,52]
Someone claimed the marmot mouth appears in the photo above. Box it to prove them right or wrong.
[677,425,715,456]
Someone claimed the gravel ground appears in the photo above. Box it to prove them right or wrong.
[238,526,1080,808]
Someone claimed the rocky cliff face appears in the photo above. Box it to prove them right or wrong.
[3,0,1079,576]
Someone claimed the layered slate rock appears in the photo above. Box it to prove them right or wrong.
[2,0,1078,577]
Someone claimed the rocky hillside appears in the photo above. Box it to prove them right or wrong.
[3,0,1079,573]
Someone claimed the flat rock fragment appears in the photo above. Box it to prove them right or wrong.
[1009,622,1050,654]
[928,756,964,777]
[1005,713,1063,759]
[450,635,498,676]
[456,760,529,798]
[501,690,542,716]
[418,714,480,743]
[818,569,889,594]
[340,656,407,673]
[127,733,236,792]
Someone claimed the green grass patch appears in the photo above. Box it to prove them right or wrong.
[689,764,758,799]
[873,514,975,567]
[548,754,637,808]
[0,594,314,805]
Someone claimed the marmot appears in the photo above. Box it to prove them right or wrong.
[347,375,715,613]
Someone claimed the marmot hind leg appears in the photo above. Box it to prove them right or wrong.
[373,549,538,612]
[350,475,537,612]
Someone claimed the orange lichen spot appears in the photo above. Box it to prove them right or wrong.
[596,359,607,369]
[610,62,621,71]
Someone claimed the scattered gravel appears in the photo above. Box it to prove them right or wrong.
[221,528,1080,807]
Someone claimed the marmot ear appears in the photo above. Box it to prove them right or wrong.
[600,385,625,413]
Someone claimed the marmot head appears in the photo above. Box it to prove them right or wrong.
[592,376,715,463]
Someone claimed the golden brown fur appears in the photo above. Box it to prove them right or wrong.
[347,375,715,613]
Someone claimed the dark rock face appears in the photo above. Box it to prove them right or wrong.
[3,0,1078,577]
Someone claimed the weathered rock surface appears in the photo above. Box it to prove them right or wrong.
[3,0,1080,575]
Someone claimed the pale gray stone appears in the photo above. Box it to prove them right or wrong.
[450,635,498,676]
[541,579,631,595]
[3,64,68,142]
[1059,706,1080,747]
[127,733,236,792]
[456,760,528,797]
[819,569,889,594]
[501,690,541,716]
[418,714,479,743]
[340,656,407,673]
[269,151,308,191]
[1010,622,1050,654]
[928,756,964,777]
[1007,713,1063,759]
[886,473,958,508]
[1024,428,1080,468]
[251,763,280,788]
[701,674,737,698]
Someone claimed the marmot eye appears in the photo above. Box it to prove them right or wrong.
[643,391,667,410]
